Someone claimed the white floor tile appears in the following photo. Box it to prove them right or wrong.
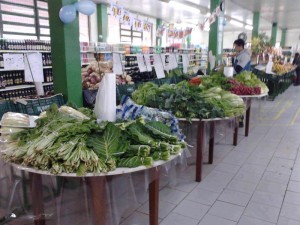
[159,188,187,205]
[280,202,300,222]
[197,179,227,194]
[160,212,199,225]
[244,202,280,223]
[120,211,155,225]
[208,201,244,222]
[198,214,237,225]
[227,180,258,195]
[256,180,287,196]
[234,171,262,184]
[218,189,252,206]
[237,215,275,225]
[186,187,219,205]
[287,181,300,193]
[170,178,198,193]
[214,162,241,174]
[137,200,176,219]
[261,171,290,185]
[284,191,300,206]
[251,190,284,208]
[240,163,266,175]
[172,199,209,220]
[277,217,300,225]
[291,172,300,182]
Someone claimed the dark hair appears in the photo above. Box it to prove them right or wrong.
[295,53,300,58]
[233,39,245,48]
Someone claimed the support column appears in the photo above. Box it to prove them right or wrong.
[48,0,83,107]
[97,4,108,42]
[186,34,191,48]
[281,29,287,47]
[271,22,278,46]
[252,12,260,38]
[155,19,162,47]
[208,0,223,72]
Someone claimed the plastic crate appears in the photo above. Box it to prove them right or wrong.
[0,100,16,119]
[14,94,65,115]
[116,84,136,102]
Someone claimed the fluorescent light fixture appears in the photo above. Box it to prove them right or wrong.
[169,1,200,13]
[245,25,253,30]
[229,20,243,27]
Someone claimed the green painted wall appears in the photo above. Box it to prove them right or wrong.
[271,22,278,46]
[97,4,108,42]
[252,12,260,38]
[281,29,287,47]
[48,0,83,107]
[208,0,223,71]
[156,19,162,47]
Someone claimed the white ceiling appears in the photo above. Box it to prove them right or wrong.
[93,0,298,31]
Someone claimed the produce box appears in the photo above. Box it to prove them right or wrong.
[252,68,295,100]
[0,100,16,119]
[116,84,136,102]
[14,94,65,115]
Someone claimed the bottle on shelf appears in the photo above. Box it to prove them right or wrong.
[0,54,4,68]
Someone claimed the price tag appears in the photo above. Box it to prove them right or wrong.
[182,54,189,74]
[144,54,152,72]
[113,53,123,74]
[153,54,165,79]
[3,54,24,70]
[265,61,273,74]
[169,53,178,69]
[24,53,44,82]
[136,54,147,72]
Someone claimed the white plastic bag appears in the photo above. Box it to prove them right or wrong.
[94,73,116,122]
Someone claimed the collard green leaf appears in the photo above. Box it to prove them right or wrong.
[87,123,128,163]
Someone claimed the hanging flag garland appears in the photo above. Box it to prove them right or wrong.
[110,3,123,20]
[120,9,132,26]
[133,18,143,31]
[143,20,152,32]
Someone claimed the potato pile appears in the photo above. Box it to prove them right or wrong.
[116,73,134,85]
[82,61,113,89]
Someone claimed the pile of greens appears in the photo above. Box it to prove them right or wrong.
[132,81,245,120]
[2,104,185,175]
[234,71,269,94]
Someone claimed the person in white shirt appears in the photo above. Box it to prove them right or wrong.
[232,39,251,74]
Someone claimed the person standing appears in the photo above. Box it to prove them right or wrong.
[231,39,251,127]
[292,53,300,85]
[232,39,251,74]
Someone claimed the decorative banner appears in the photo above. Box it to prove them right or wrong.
[143,21,152,32]
[133,18,143,31]
[198,1,224,31]
[120,10,132,26]
[156,25,165,37]
[179,30,184,39]
[167,29,174,38]
[184,27,193,37]
[110,3,123,19]
[174,29,179,39]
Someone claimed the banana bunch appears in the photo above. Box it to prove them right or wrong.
[272,62,289,75]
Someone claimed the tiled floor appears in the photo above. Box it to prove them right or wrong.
[122,85,300,225]
[2,85,300,225]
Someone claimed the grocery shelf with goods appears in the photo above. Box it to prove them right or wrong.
[0,39,55,100]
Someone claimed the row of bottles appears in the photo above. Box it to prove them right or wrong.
[0,39,51,51]
[44,69,53,82]
[44,84,54,95]
[125,56,138,67]
[0,71,25,88]
[0,88,37,100]
[42,53,52,66]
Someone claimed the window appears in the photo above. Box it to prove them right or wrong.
[120,24,143,45]
[79,13,89,42]
[0,0,49,40]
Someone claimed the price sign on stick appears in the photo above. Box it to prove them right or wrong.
[169,53,178,70]
[136,54,147,72]
[182,54,189,74]
[144,54,152,72]
[153,54,165,79]
[113,53,123,74]
[24,53,44,82]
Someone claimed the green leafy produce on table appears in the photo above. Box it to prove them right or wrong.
[132,81,245,120]
[1,104,185,175]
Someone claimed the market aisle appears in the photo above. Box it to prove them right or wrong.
[121,85,300,225]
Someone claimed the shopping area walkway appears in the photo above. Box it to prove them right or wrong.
[121,85,300,225]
